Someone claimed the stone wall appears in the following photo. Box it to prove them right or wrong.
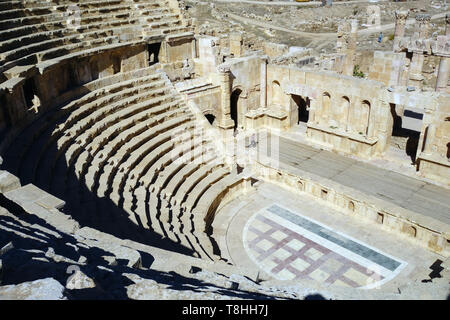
[0,44,149,129]
[267,65,392,158]
[368,51,407,87]
[416,93,450,185]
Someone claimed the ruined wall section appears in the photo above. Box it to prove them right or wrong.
[267,65,392,158]
[416,93,450,185]
[0,44,149,151]
[368,51,407,87]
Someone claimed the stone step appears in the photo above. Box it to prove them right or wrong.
[98,113,193,198]
[55,86,172,157]
[154,142,215,241]
[110,117,194,205]
[3,67,160,177]
[63,91,176,170]
[82,100,187,191]
[182,168,231,215]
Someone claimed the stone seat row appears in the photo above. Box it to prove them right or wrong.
[5,67,165,180]
[47,84,188,200]
[88,109,192,196]
[0,13,182,64]
[72,98,187,181]
[1,66,240,261]
[0,0,169,23]
[0,0,168,15]
[57,88,177,171]
[27,81,177,186]
[7,66,161,163]
[127,140,224,258]
[0,5,172,35]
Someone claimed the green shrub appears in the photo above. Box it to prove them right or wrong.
[353,65,365,78]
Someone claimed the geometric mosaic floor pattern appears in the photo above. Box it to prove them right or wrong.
[243,204,406,289]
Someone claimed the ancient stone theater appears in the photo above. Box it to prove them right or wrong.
[0,0,448,300]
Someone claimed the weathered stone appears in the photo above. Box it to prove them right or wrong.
[0,278,66,300]
[66,270,96,290]
[0,0,448,302]
[0,242,14,256]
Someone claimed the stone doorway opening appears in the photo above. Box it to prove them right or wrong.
[291,94,310,124]
[204,114,216,126]
[147,42,161,65]
[231,88,242,130]
[389,103,420,164]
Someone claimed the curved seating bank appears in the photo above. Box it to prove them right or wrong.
[0,0,249,261]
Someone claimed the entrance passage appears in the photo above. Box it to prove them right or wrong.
[148,42,161,65]
[204,114,216,126]
[389,103,420,163]
[292,94,310,124]
[231,88,242,130]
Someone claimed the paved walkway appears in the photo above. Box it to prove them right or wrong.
[222,182,441,290]
[259,133,450,225]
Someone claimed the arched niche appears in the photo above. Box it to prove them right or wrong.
[271,80,283,105]
[349,100,371,135]
[321,92,331,125]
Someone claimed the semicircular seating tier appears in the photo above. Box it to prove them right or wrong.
[0,0,192,84]
[1,64,248,261]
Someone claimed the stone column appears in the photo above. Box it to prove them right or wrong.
[217,65,235,130]
[416,14,431,39]
[337,21,354,76]
[409,51,425,88]
[308,98,316,124]
[446,13,450,37]
[436,14,450,91]
[367,107,375,138]
[393,10,408,52]
[260,57,267,109]
[436,56,450,92]
[229,32,243,58]
[423,124,436,154]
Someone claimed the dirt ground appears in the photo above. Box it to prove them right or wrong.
[186,0,449,53]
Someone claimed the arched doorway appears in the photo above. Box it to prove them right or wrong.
[231,88,242,130]
[389,103,420,163]
[204,114,216,126]
[291,95,309,124]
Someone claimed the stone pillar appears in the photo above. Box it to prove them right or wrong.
[337,21,354,76]
[393,10,408,52]
[191,18,198,35]
[436,56,450,92]
[416,14,431,39]
[446,14,450,37]
[229,32,243,58]
[423,124,436,154]
[350,19,358,51]
[409,51,425,88]
[308,98,316,124]
[217,65,235,130]
[367,108,375,138]
[435,14,450,92]
[260,57,267,109]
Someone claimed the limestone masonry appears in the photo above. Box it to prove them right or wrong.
[0,0,449,300]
